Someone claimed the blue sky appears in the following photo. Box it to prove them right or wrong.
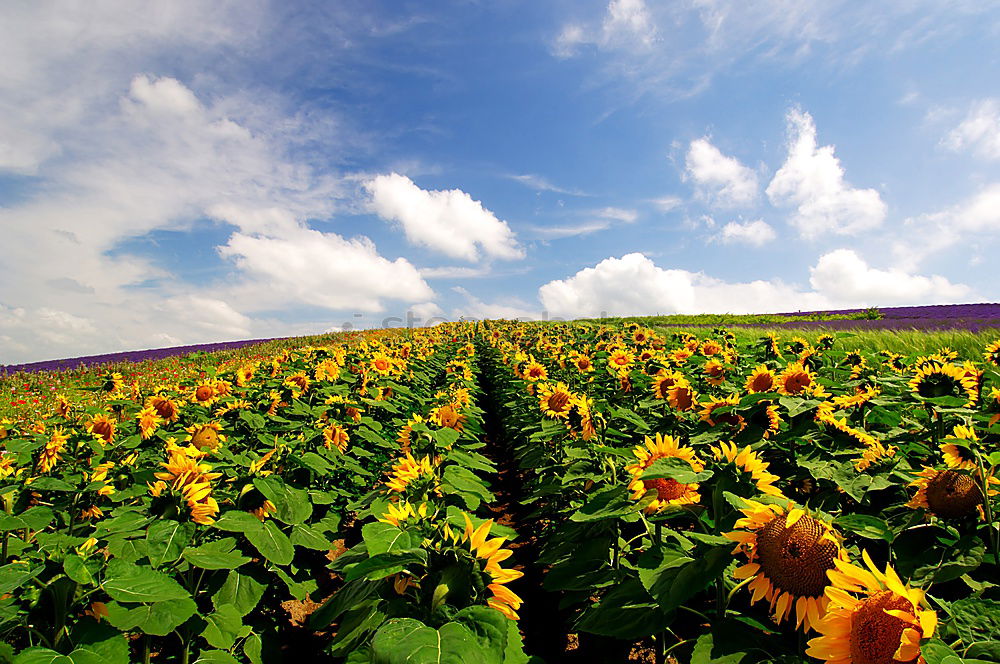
[2,1,1000,362]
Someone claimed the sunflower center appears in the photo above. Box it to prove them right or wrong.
[671,387,694,410]
[192,427,219,451]
[784,372,811,394]
[614,356,629,365]
[577,358,591,370]
[375,360,389,371]
[195,386,214,401]
[547,392,571,413]
[755,514,838,598]
[751,373,774,392]
[925,470,983,518]
[849,591,917,664]
[916,374,960,398]
[643,477,686,502]
[528,367,543,377]
[153,399,177,419]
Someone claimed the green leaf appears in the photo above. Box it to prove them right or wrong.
[25,477,75,491]
[441,466,493,511]
[104,598,197,636]
[345,549,427,582]
[243,633,263,664]
[291,524,332,551]
[639,545,731,613]
[213,570,266,617]
[63,555,95,585]
[950,598,1000,647]
[201,604,246,650]
[212,510,265,534]
[146,520,195,567]
[369,617,493,664]
[12,648,72,664]
[362,522,420,556]
[292,452,334,475]
[253,476,312,524]
[921,639,961,664]
[182,538,250,570]
[612,407,651,432]
[93,511,152,535]
[433,427,461,448]
[569,485,640,522]
[641,457,714,484]
[0,563,42,594]
[244,520,294,566]
[0,506,53,532]
[102,559,191,603]
[192,652,241,664]
[691,632,747,664]
[833,514,893,542]
[576,577,670,639]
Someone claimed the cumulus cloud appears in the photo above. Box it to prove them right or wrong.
[941,98,1000,160]
[685,138,759,207]
[365,173,524,261]
[451,287,540,321]
[766,108,886,238]
[718,219,776,246]
[537,251,969,319]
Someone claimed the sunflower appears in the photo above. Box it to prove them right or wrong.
[137,407,162,440]
[710,442,784,497]
[0,453,18,480]
[235,363,258,387]
[522,361,548,382]
[700,396,745,431]
[100,372,124,394]
[184,422,226,452]
[461,513,524,620]
[283,372,310,397]
[700,359,725,386]
[908,363,977,407]
[531,382,571,420]
[983,340,1000,367]
[378,501,428,527]
[745,365,777,393]
[249,499,277,521]
[323,424,350,453]
[881,351,906,372]
[608,348,634,373]
[626,434,703,513]
[370,352,394,376]
[700,339,724,356]
[667,378,699,411]
[807,551,936,664]
[941,425,978,470]
[777,362,816,397]
[668,348,694,365]
[38,427,70,473]
[569,395,599,441]
[397,414,425,455]
[385,453,438,493]
[651,371,683,400]
[155,448,222,491]
[906,467,997,519]
[430,404,467,431]
[570,351,594,373]
[87,414,116,445]
[191,382,218,407]
[853,440,898,472]
[725,500,848,632]
[54,395,71,419]
[832,387,880,411]
[147,394,180,422]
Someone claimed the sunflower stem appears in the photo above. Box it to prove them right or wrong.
[973,450,1000,569]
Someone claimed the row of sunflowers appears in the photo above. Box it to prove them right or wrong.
[477,320,999,664]
[0,324,531,663]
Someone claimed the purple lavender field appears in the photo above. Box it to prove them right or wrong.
[772,303,1000,331]
[0,338,283,375]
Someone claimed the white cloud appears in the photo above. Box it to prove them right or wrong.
[892,183,1000,269]
[603,0,657,48]
[718,219,776,246]
[595,206,639,223]
[365,173,524,262]
[810,249,969,305]
[942,98,1000,160]
[649,196,683,212]
[685,138,758,207]
[506,173,588,196]
[538,251,970,319]
[766,108,886,238]
[218,228,433,312]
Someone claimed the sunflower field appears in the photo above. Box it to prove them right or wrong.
[0,320,999,664]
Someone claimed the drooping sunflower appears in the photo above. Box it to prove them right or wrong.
[667,378,699,412]
[569,395,599,441]
[777,362,817,397]
[941,425,978,470]
[831,386,880,411]
[147,394,180,422]
[807,551,936,664]
[626,434,703,513]
[725,500,848,632]
[38,427,70,473]
[385,453,438,493]
[745,365,777,393]
[136,406,162,440]
[703,359,727,386]
[853,440,898,472]
[430,404,467,431]
[323,423,350,453]
[651,370,683,400]
[983,340,1000,367]
[906,467,997,519]
[710,442,784,497]
[537,382,575,419]
[668,348,694,365]
[87,414,116,445]
[747,403,782,438]
[700,339,724,357]
[461,513,524,620]
[908,363,977,407]
[700,396,745,431]
[184,422,226,452]
[397,414,425,455]
[378,501,429,527]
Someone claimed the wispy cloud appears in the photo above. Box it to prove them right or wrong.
[505,173,590,196]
